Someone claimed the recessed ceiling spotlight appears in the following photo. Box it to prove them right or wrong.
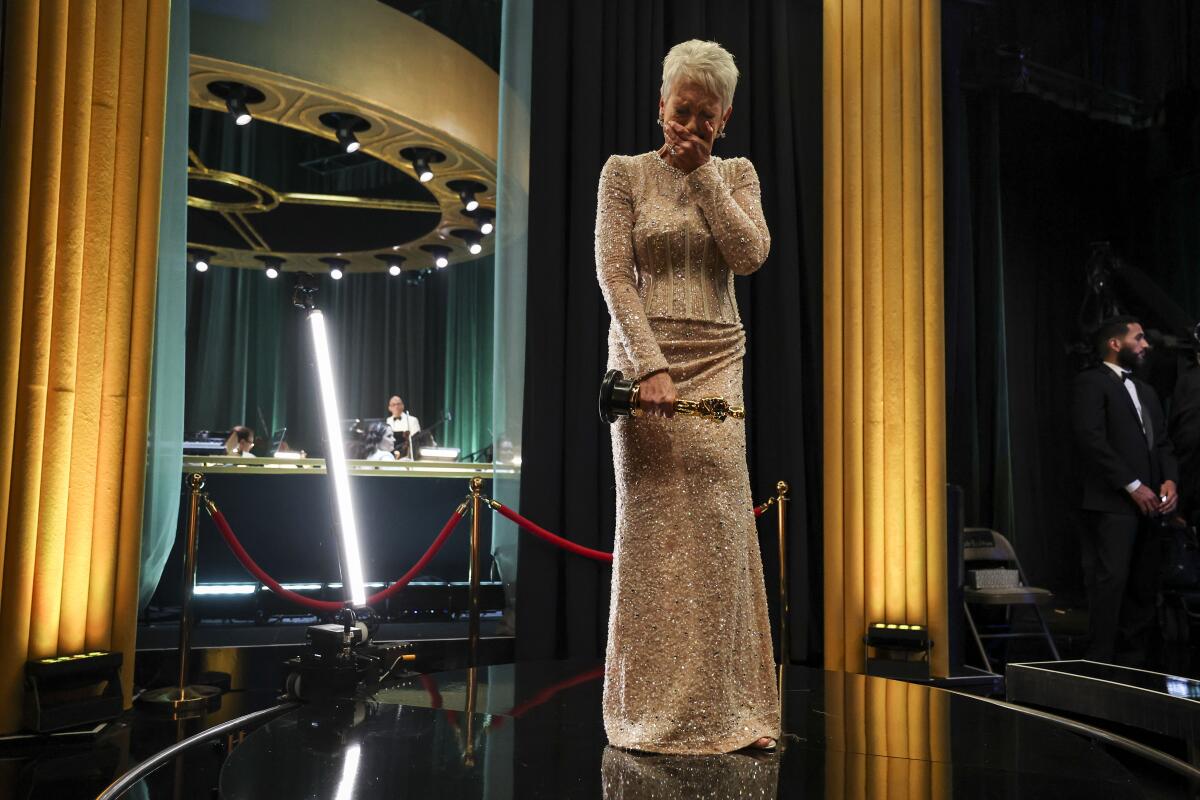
[189,248,215,272]
[400,147,446,184]
[320,256,350,280]
[318,112,371,155]
[207,81,265,127]
[421,244,452,269]
[451,229,483,256]
[448,180,487,213]
[256,255,285,279]
[375,253,406,276]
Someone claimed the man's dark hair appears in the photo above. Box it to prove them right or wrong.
[231,425,254,443]
[1091,315,1140,357]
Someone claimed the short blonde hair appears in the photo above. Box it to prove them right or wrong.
[660,40,739,111]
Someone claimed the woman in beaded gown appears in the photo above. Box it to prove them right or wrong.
[596,40,779,755]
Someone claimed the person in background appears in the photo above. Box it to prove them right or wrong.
[362,421,396,461]
[225,425,255,457]
[385,395,421,458]
[1072,315,1179,665]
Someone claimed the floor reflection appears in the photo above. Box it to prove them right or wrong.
[601,746,779,800]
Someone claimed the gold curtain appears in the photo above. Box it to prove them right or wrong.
[822,0,949,676]
[0,0,170,731]
[822,671,951,799]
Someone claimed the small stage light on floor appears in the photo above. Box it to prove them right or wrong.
[864,622,932,680]
[25,650,124,733]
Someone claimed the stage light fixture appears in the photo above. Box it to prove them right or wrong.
[308,310,367,607]
[451,229,483,256]
[227,96,251,126]
[375,253,405,277]
[415,157,433,182]
[257,255,284,280]
[477,210,495,235]
[421,244,451,269]
[207,81,265,128]
[189,248,214,273]
[449,179,487,214]
[401,147,445,184]
[321,256,349,281]
[318,112,370,155]
[337,126,360,153]
[334,743,362,800]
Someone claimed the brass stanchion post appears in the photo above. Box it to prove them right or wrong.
[776,481,790,665]
[139,474,220,714]
[467,477,483,668]
[775,481,790,718]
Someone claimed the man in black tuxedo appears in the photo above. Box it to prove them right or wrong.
[1072,316,1179,664]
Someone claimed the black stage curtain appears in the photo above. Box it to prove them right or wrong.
[516,0,823,666]
[942,1,1200,597]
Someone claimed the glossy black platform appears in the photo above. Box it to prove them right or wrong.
[219,661,1197,799]
[1006,660,1200,763]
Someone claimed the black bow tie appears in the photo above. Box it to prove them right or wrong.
[1120,371,1133,382]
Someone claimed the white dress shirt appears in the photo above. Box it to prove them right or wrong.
[386,412,421,436]
[367,449,395,461]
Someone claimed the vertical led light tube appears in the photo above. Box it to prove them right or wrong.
[308,310,367,606]
[334,743,362,800]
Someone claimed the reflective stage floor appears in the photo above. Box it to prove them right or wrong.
[218,661,1197,799]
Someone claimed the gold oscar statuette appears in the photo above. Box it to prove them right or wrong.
[598,370,745,424]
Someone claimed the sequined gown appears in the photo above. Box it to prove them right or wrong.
[596,151,779,754]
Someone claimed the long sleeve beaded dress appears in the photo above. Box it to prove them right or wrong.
[596,151,780,754]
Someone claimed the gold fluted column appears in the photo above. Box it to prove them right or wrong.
[0,0,170,732]
[823,0,949,676]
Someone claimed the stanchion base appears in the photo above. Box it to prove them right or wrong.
[138,684,221,716]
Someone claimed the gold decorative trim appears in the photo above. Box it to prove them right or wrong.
[187,167,282,213]
[187,0,499,274]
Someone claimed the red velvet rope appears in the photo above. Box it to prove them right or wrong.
[207,506,464,611]
[491,503,614,563]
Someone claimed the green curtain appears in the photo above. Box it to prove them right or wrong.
[139,0,190,609]
[443,257,494,456]
[184,269,293,440]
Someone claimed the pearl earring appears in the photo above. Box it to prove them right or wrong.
[656,115,663,126]
[718,127,727,139]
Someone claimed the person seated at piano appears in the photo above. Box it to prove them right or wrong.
[362,421,397,461]
[224,425,255,457]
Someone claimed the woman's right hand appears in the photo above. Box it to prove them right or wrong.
[638,370,677,418]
